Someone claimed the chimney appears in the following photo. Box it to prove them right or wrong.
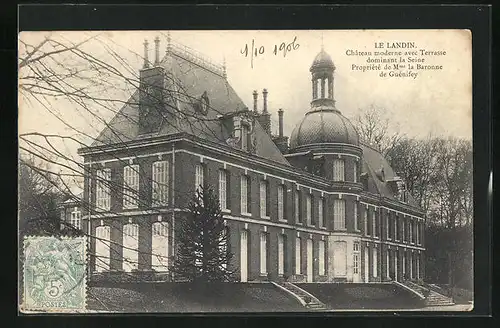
[154,36,160,66]
[262,88,268,113]
[166,31,172,54]
[278,108,284,138]
[253,90,258,113]
[256,88,271,136]
[143,39,150,69]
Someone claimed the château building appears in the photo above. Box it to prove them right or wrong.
[75,35,425,283]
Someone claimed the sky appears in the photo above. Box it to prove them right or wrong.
[18,30,472,192]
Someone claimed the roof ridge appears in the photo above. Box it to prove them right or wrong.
[161,41,225,78]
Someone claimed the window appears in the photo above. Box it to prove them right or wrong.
[278,234,285,275]
[70,207,81,230]
[367,209,372,235]
[219,170,229,211]
[386,250,390,278]
[390,215,395,239]
[372,247,378,278]
[240,175,250,214]
[95,225,110,272]
[408,221,415,244]
[354,202,359,231]
[402,251,406,277]
[195,164,204,194]
[122,223,139,272]
[372,211,377,238]
[241,124,249,151]
[260,232,268,274]
[402,217,406,242]
[220,226,230,270]
[354,161,358,182]
[260,180,270,218]
[294,191,300,223]
[409,252,413,279]
[333,199,346,230]
[306,194,312,225]
[277,185,284,221]
[353,242,360,274]
[318,198,325,228]
[152,221,169,271]
[333,159,345,181]
[395,216,400,241]
[364,209,369,235]
[96,169,111,211]
[416,254,420,279]
[386,214,390,240]
[318,240,326,276]
[152,161,169,206]
[123,165,139,209]
[295,237,302,274]
[417,222,421,245]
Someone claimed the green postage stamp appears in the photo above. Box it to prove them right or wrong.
[21,236,87,312]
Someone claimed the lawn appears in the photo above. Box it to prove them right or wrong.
[87,282,305,312]
[296,283,424,309]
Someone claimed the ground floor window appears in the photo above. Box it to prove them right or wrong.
[123,223,139,272]
[372,247,378,278]
[386,250,390,278]
[152,221,169,272]
[260,232,268,275]
[353,242,360,275]
[333,241,347,276]
[278,234,285,275]
[318,240,326,276]
[295,237,301,275]
[416,254,420,279]
[95,225,110,272]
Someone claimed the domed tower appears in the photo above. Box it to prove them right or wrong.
[287,48,363,183]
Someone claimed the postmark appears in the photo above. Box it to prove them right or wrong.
[22,236,87,312]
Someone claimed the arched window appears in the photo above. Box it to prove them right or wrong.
[152,221,169,272]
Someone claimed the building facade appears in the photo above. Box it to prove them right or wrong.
[77,36,425,283]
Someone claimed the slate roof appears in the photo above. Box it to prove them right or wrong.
[289,109,359,149]
[91,47,290,166]
[360,142,419,207]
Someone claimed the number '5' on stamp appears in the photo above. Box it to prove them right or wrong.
[21,236,87,313]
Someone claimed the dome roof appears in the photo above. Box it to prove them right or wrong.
[310,49,335,71]
[290,109,359,149]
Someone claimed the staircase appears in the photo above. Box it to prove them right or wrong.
[272,281,327,311]
[424,290,455,306]
[402,281,454,306]
[403,280,429,297]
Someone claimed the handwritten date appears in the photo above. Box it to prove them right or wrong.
[241,36,300,68]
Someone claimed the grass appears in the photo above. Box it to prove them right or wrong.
[296,283,424,309]
[87,282,305,312]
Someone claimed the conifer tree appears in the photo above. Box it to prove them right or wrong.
[173,185,234,283]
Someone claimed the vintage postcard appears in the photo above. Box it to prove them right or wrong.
[18,29,473,313]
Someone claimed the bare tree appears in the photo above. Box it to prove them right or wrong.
[18,154,65,236]
[353,104,403,156]
[18,31,243,293]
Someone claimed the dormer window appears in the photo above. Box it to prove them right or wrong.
[200,91,209,115]
[195,91,210,115]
